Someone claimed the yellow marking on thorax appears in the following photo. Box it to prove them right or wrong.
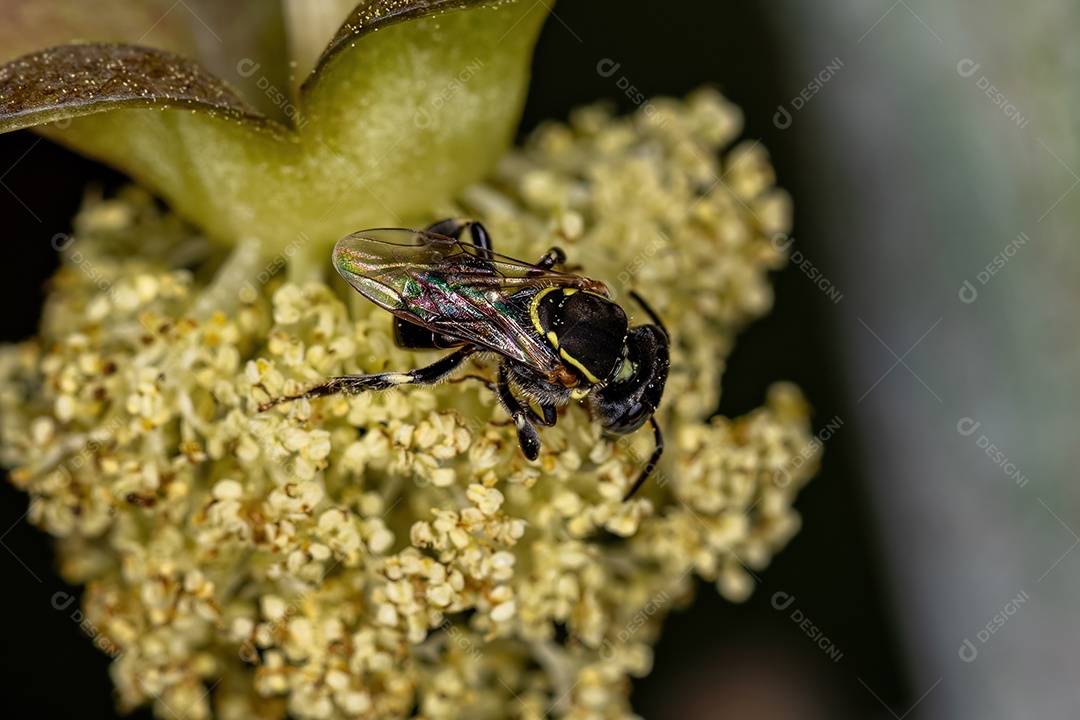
[560,347,601,384]
[529,287,561,339]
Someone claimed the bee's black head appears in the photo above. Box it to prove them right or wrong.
[590,324,669,434]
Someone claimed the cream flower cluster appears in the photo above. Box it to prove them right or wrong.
[0,89,819,719]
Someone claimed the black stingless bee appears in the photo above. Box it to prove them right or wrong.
[259,219,670,500]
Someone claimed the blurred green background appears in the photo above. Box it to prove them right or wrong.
[2,1,1074,717]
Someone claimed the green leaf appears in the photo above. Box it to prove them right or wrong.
[0,0,548,259]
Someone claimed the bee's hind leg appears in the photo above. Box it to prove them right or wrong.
[487,362,543,461]
[425,219,562,271]
[425,218,492,257]
[259,346,476,411]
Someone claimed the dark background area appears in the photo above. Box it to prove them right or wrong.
[0,2,907,717]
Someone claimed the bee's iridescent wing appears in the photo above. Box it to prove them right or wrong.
[333,228,607,374]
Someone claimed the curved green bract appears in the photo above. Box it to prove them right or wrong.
[0,0,548,258]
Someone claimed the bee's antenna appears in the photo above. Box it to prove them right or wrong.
[629,291,666,335]
[622,416,664,501]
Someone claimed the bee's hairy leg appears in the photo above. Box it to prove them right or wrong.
[450,373,497,391]
[450,374,556,427]
[534,403,558,427]
[492,362,542,460]
[259,346,476,412]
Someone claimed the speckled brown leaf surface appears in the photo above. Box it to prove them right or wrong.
[0,1,290,116]
[0,43,281,133]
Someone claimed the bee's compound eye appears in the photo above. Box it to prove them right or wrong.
[590,325,669,435]
[609,401,649,434]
